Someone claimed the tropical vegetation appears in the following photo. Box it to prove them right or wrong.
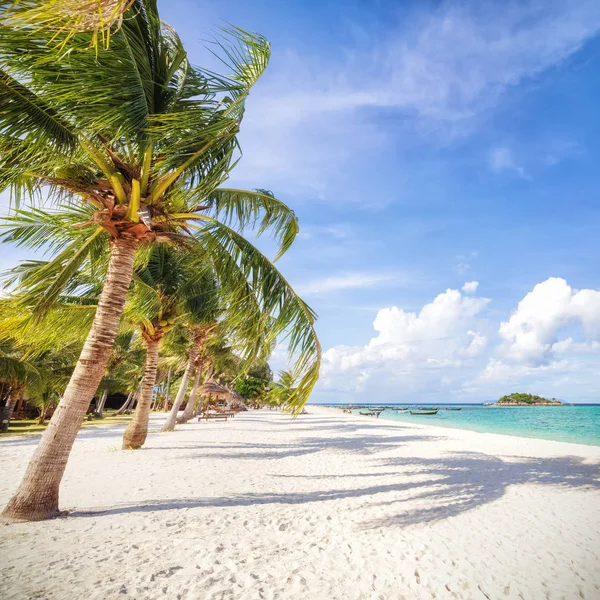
[0,0,320,521]
[495,393,562,406]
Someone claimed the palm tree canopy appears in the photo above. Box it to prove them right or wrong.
[0,1,320,409]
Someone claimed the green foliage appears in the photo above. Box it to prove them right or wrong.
[247,360,272,382]
[0,0,321,410]
[0,298,144,404]
[0,338,39,403]
[234,376,268,400]
[496,393,558,405]
[265,370,296,408]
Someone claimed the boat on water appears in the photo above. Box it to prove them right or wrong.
[445,407,462,411]
[359,410,376,416]
[391,407,408,411]
[410,409,439,415]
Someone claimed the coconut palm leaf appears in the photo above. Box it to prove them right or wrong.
[2,0,133,49]
[0,69,78,151]
[0,345,39,384]
[201,189,298,259]
[190,219,321,411]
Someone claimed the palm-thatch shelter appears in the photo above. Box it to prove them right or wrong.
[198,381,230,399]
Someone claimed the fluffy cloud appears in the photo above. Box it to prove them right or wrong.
[497,277,600,365]
[320,286,490,398]
[315,277,600,403]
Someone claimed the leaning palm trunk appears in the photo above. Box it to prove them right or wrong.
[179,371,201,423]
[161,349,196,432]
[1,235,138,521]
[5,395,18,416]
[115,391,134,415]
[163,367,172,411]
[122,338,160,449]
[94,390,108,418]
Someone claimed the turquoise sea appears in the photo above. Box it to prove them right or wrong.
[323,404,600,447]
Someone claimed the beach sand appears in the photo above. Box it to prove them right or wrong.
[1,406,599,600]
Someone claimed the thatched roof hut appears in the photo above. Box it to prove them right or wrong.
[198,381,230,399]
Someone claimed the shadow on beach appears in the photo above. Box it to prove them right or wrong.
[359,452,600,528]
[72,452,599,523]
[70,424,600,528]
[7,411,598,528]
[145,432,442,461]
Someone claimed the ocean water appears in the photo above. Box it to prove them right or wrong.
[326,404,600,447]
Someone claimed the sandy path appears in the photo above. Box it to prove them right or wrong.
[1,407,599,600]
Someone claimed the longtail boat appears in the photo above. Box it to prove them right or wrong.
[445,407,462,411]
[410,409,439,415]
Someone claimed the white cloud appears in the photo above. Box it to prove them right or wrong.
[233,0,600,190]
[320,286,490,397]
[462,281,479,294]
[497,277,600,365]
[314,276,600,403]
[296,272,397,296]
[489,146,528,178]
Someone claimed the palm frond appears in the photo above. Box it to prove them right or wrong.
[0,69,78,151]
[5,227,106,314]
[191,219,321,411]
[202,188,298,259]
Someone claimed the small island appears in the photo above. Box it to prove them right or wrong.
[494,392,563,406]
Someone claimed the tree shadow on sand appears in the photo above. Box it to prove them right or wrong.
[72,452,600,527]
[358,452,600,528]
[143,432,443,460]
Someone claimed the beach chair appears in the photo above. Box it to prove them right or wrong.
[197,411,230,422]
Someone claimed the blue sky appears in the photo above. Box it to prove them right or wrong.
[2,0,600,403]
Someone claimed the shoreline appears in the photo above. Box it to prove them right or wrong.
[1,408,599,599]
[311,403,600,448]
[313,405,600,453]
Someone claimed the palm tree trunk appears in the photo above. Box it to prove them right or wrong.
[115,391,133,416]
[5,394,18,415]
[121,338,160,449]
[161,349,196,432]
[163,367,172,411]
[94,390,108,418]
[179,371,201,423]
[37,405,47,425]
[1,234,138,521]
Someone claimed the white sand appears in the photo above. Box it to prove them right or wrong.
[1,406,599,600]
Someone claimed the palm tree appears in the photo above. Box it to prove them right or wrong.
[0,340,39,414]
[93,331,144,417]
[0,3,319,522]
[25,348,79,424]
[121,245,221,448]
[177,325,240,423]
[265,370,298,409]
